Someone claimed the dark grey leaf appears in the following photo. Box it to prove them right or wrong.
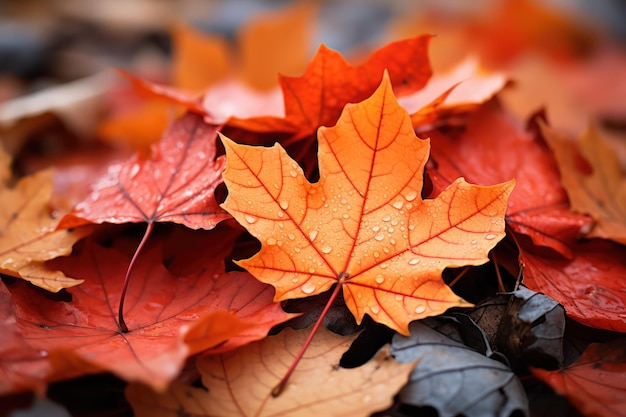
[468,286,565,367]
[391,320,529,417]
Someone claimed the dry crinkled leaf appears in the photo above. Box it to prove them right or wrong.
[532,339,626,417]
[126,326,414,417]
[391,320,529,417]
[469,286,565,367]
[541,121,626,244]
[221,73,513,335]
[0,150,88,291]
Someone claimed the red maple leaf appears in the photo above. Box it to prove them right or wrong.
[424,100,591,257]
[1,228,291,392]
[59,112,229,231]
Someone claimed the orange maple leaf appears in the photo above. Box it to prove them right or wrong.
[221,73,514,335]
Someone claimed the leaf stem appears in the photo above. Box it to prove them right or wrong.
[118,221,155,333]
[271,274,347,397]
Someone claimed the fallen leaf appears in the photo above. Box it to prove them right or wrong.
[391,320,529,417]
[398,57,506,128]
[0,281,49,395]
[59,112,229,230]
[0,147,88,291]
[469,286,566,367]
[425,99,591,258]
[520,239,626,333]
[228,35,433,137]
[221,73,513,335]
[237,1,315,91]
[4,230,291,391]
[541,122,626,244]
[170,22,231,93]
[532,338,626,417]
[126,326,414,417]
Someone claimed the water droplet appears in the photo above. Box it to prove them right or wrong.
[321,246,333,254]
[357,293,362,299]
[370,306,380,315]
[294,247,301,253]
[273,183,280,190]
[342,213,349,219]
[373,251,380,258]
[289,170,298,177]
[408,258,420,265]
[129,164,140,178]
[244,214,258,224]
[380,262,388,269]
[308,267,316,273]
[288,233,295,240]
[277,211,284,218]
[471,239,477,245]
[390,238,396,245]
[375,275,385,284]
[301,283,316,294]
[372,226,380,232]
[392,201,404,209]
[279,200,289,210]
[485,233,496,240]
[340,198,347,204]
[291,277,299,283]
[395,294,403,301]
[414,305,426,314]
[374,233,385,241]
[309,230,318,241]
[382,215,391,222]
[267,238,277,245]
[405,191,417,202]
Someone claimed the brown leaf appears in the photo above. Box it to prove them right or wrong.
[541,121,626,244]
[126,326,414,417]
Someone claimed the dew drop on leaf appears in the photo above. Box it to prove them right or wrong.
[321,246,333,254]
[370,306,380,315]
[309,230,318,241]
[485,233,496,240]
[301,282,316,294]
[404,191,417,202]
[408,258,420,265]
[374,233,385,241]
[414,305,426,314]
[279,200,289,210]
[393,201,404,209]
[375,274,385,284]
[244,214,258,224]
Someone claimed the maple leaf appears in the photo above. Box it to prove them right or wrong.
[126,326,414,417]
[59,112,228,230]
[221,73,514,335]
[519,239,626,333]
[0,147,89,292]
[425,100,591,258]
[532,338,626,417]
[228,35,433,137]
[541,122,626,244]
[2,230,291,392]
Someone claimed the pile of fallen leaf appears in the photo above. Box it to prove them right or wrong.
[1,1,626,416]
